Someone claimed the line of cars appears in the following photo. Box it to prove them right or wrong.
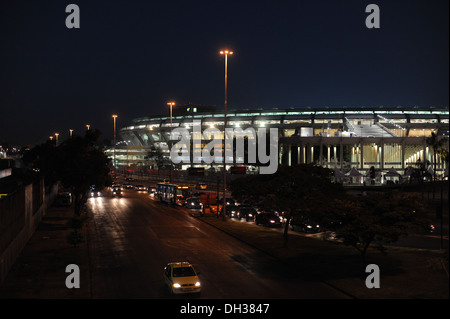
[183,196,309,231]
[109,178,154,198]
[217,199,284,228]
[251,208,323,233]
[184,197,323,234]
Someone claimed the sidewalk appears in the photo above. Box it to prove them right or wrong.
[0,204,91,299]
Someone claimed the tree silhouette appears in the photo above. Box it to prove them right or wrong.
[23,129,111,215]
[230,164,345,247]
[322,191,429,261]
[426,132,446,182]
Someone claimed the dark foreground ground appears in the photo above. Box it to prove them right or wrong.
[0,191,448,317]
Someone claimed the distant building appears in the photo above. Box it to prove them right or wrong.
[107,106,449,178]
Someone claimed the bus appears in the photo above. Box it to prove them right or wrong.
[156,182,191,205]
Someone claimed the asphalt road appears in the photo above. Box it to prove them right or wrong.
[86,189,350,299]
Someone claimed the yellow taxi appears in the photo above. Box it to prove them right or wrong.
[163,262,201,294]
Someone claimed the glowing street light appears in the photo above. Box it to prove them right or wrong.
[69,129,74,138]
[112,115,118,168]
[219,50,233,117]
[167,102,175,183]
[55,133,59,146]
[219,49,233,220]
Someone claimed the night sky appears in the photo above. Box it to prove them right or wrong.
[0,0,448,146]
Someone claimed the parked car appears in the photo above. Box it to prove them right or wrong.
[185,197,202,210]
[218,197,236,206]
[290,215,322,233]
[254,212,282,227]
[221,205,240,218]
[237,205,257,221]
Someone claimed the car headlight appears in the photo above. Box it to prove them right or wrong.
[270,220,275,223]
[307,225,312,228]
[195,282,201,287]
[173,283,181,288]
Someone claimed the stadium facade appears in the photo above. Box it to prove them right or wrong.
[107,105,449,178]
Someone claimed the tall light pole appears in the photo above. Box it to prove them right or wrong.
[219,49,233,220]
[86,124,90,131]
[69,129,73,138]
[54,133,59,146]
[167,102,175,183]
[112,114,118,169]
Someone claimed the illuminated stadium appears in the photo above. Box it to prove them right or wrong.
[108,105,449,178]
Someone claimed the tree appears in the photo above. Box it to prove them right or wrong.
[321,191,429,262]
[57,130,111,215]
[426,132,446,182]
[22,139,60,186]
[145,145,169,173]
[23,129,112,215]
[230,164,345,247]
[408,159,432,184]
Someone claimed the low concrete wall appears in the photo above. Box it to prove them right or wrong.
[0,179,56,283]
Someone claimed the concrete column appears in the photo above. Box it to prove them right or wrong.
[288,144,292,166]
[300,143,306,164]
[423,139,427,164]
[333,146,337,167]
[327,145,331,168]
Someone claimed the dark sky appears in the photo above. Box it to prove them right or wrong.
[0,0,448,146]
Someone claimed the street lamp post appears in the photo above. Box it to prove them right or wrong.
[69,129,73,138]
[219,49,233,220]
[86,124,90,131]
[55,133,59,146]
[112,115,118,168]
[167,101,175,183]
